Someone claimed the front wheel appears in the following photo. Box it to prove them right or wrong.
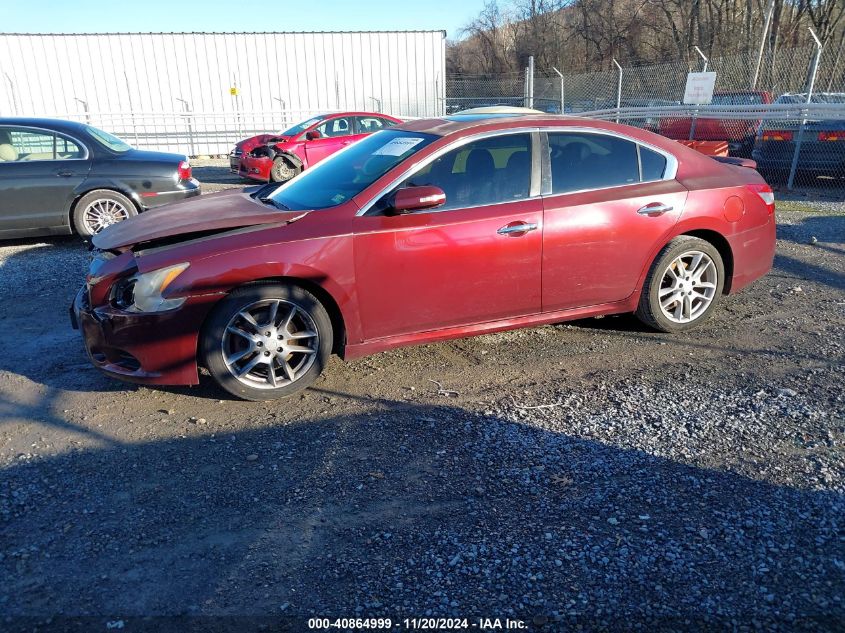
[269,156,301,183]
[201,284,333,400]
[635,236,725,333]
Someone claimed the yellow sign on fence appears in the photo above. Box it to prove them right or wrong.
[230,87,239,96]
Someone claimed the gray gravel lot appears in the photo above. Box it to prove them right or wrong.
[0,168,843,630]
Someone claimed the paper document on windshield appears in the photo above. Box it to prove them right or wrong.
[373,137,426,156]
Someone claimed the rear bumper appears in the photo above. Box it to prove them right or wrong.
[753,143,845,172]
[725,215,777,294]
[139,178,201,210]
[70,287,216,386]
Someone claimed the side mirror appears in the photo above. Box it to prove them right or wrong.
[391,185,446,214]
[306,130,322,140]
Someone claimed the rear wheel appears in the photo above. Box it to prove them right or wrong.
[270,156,301,183]
[201,284,332,400]
[635,236,725,333]
[72,190,137,237]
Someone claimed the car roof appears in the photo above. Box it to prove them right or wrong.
[0,117,89,133]
[394,113,618,137]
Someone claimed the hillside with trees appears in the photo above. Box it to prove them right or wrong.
[447,0,845,75]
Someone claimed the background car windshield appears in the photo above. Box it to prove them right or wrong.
[269,130,438,210]
[86,126,132,152]
[281,116,326,136]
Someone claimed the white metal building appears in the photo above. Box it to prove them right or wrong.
[0,31,446,154]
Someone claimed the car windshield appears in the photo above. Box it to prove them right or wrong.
[86,126,133,152]
[281,116,327,137]
[268,130,439,211]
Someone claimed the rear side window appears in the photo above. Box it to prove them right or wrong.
[640,146,667,181]
[548,132,639,194]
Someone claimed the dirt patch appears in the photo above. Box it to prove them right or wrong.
[0,188,843,626]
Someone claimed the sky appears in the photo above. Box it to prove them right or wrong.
[0,0,488,41]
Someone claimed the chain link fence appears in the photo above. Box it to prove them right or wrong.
[447,43,845,196]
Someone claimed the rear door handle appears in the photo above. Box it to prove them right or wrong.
[497,222,538,236]
[637,202,674,216]
[56,170,74,178]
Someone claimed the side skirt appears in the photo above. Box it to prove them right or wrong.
[343,297,638,361]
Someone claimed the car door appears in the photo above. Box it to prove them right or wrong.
[541,130,687,312]
[0,126,90,233]
[353,131,543,341]
[303,116,355,166]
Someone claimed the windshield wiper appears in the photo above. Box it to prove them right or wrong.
[258,196,290,211]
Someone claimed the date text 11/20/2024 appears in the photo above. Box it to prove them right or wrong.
[307,617,528,630]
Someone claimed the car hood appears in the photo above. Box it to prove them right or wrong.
[92,188,307,250]
[237,134,291,152]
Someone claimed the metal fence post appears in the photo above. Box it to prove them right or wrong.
[176,98,195,157]
[788,28,823,190]
[751,0,776,89]
[552,66,564,114]
[527,56,535,109]
[612,59,622,123]
[74,98,90,124]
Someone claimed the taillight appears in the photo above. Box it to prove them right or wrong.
[818,131,844,141]
[177,160,192,181]
[746,183,775,214]
[761,130,793,142]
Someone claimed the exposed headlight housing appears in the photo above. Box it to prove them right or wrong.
[112,263,190,313]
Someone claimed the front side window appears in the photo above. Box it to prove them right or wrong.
[313,116,352,138]
[548,132,640,194]
[268,129,438,211]
[380,133,532,212]
[0,128,84,162]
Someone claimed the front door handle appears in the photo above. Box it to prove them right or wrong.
[56,170,74,178]
[637,202,674,216]
[497,222,538,236]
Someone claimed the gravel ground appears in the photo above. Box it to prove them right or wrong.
[0,171,843,630]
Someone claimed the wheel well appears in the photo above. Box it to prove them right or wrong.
[680,230,734,293]
[68,188,141,234]
[201,277,346,357]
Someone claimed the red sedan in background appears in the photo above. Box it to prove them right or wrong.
[73,113,776,401]
[659,90,773,157]
[230,112,402,182]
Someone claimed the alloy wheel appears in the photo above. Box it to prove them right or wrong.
[657,250,718,324]
[221,299,319,389]
[83,198,130,234]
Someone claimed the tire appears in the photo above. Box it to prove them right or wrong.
[635,236,725,333]
[201,283,332,401]
[269,156,301,183]
[72,189,138,238]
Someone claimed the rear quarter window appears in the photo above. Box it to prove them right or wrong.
[640,146,667,181]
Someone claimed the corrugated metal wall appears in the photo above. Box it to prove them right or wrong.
[0,31,446,154]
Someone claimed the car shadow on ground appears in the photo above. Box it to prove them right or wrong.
[1,393,842,628]
[192,164,250,192]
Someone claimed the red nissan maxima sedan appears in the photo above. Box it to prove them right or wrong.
[72,113,776,400]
